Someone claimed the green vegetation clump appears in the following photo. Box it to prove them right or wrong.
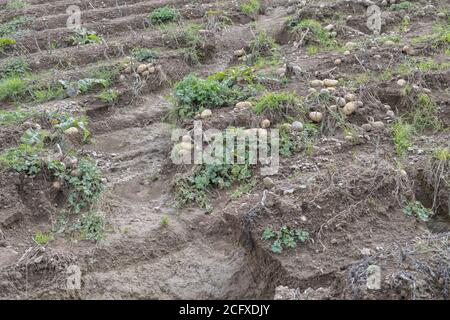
[148,6,178,25]
[73,212,105,241]
[392,120,413,156]
[33,230,52,245]
[0,76,27,101]
[96,88,119,103]
[68,28,102,45]
[0,37,16,52]
[170,66,262,119]
[6,0,28,10]
[0,16,31,38]
[403,201,432,221]
[287,18,341,55]
[390,1,414,11]
[0,58,29,78]
[174,163,252,211]
[240,0,260,15]
[262,226,309,254]
[246,31,278,65]
[132,48,158,62]
[253,91,299,115]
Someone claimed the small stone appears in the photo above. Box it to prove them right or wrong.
[276,67,286,77]
[343,50,351,55]
[261,119,271,128]
[437,12,446,18]
[362,123,372,132]
[309,112,323,122]
[384,40,395,46]
[136,64,147,74]
[356,101,364,107]
[200,109,212,119]
[334,58,342,65]
[336,97,346,107]
[308,88,317,94]
[323,79,339,87]
[291,121,303,131]
[119,75,126,81]
[361,248,373,256]
[386,110,395,118]
[263,177,275,189]
[345,42,357,49]
[148,66,156,74]
[402,45,413,55]
[372,121,385,131]
[234,49,245,57]
[235,101,252,109]
[310,80,324,87]
[64,127,79,136]
[344,93,357,102]
[324,24,334,31]
[343,102,357,115]
[397,79,407,87]
[320,88,329,95]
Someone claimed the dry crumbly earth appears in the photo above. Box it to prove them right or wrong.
[0,0,449,300]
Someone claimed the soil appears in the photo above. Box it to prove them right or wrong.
[0,0,449,300]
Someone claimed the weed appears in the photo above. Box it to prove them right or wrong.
[0,37,16,52]
[253,91,299,115]
[0,144,43,175]
[174,163,252,211]
[410,93,442,133]
[261,226,309,254]
[0,58,29,79]
[132,47,158,62]
[392,120,413,156]
[33,230,52,245]
[240,0,260,15]
[53,158,104,213]
[390,1,414,11]
[0,76,27,102]
[160,215,170,227]
[246,31,278,65]
[33,84,65,103]
[403,201,432,221]
[68,27,102,45]
[73,212,104,242]
[148,6,178,25]
[228,178,256,199]
[0,16,31,38]
[288,18,341,54]
[96,89,119,103]
[7,0,27,9]
[170,67,261,119]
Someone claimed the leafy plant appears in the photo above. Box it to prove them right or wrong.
[261,226,309,254]
[0,16,31,38]
[287,18,341,54]
[59,159,104,213]
[240,0,260,15]
[96,88,119,103]
[33,230,52,245]
[7,0,27,9]
[148,6,178,25]
[403,201,433,222]
[0,37,16,52]
[246,31,278,65]
[160,215,170,227]
[0,144,42,175]
[68,27,102,45]
[174,163,252,211]
[253,91,299,115]
[392,120,413,156]
[73,212,104,242]
[0,58,29,78]
[132,47,158,62]
[410,93,442,133]
[0,76,27,102]
[390,1,414,11]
